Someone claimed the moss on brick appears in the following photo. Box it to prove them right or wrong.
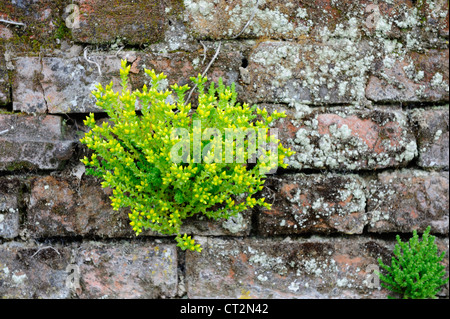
[71,0,176,45]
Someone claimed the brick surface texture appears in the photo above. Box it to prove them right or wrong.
[0,0,448,300]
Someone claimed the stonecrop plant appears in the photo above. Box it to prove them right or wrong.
[80,60,294,252]
[378,226,449,299]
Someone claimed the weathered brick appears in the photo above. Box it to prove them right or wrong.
[12,55,122,114]
[0,242,73,298]
[0,177,22,239]
[27,175,131,238]
[186,237,449,299]
[75,241,178,298]
[0,240,178,299]
[0,114,74,171]
[367,170,449,234]
[0,0,69,49]
[366,49,449,103]
[28,175,251,238]
[71,0,175,45]
[13,44,243,113]
[11,57,46,113]
[410,107,449,169]
[242,40,375,105]
[269,105,417,171]
[185,237,384,298]
[418,0,449,37]
[257,174,367,236]
[183,0,448,42]
[126,43,243,101]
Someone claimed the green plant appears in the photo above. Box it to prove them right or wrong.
[378,226,449,299]
[55,21,71,40]
[80,60,294,252]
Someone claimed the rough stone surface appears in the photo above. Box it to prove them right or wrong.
[183,0,449,42]
[0,241,178,299]
[0,242,73,299]
[13,44,244,113]
[0,177,22,239]
[27,175,251,238]
[13,55,122,114]
[126,42,244,105]
[42,55,123,113]
[242,40,375,105]
[186,236,449,299]
[0,114,74,171]
[71,0,176,45]
[410,106,449,169]
[367,170,449,234]
[269,105,417,171]
[366,49,449,102]
[0,25,14,41]
[185,237,392,299]
[0,0,68,48]
[257,174,367,236]
[75,241,178,299]
[27,175,133,238]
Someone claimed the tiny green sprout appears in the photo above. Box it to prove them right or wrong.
[378,226,449,299]
[80,60,295,252]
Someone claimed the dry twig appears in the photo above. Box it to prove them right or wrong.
[83,47,103,77]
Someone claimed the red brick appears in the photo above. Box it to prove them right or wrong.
[11,57,46,113]
[257,174,367,236]
[76,241,178,298]
[0,240,179,299]
[185,237,398,298]
[127,44,243,102]
[0,114,74,171]
[71,0,175,45]
[0,242,73,298]
[366,49,449,102]
[367,170,449,234]
[13,56,122,114]
[410,107,449,169]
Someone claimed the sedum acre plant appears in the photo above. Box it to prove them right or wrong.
[378,226,449,299]
[80,60,294,252]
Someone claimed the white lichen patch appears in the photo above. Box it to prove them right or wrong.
[247,246,288,276]
[298,257,338,280]
[276,174,367,233]
[288,280,300,292]
[434,129,443,141]
[249,39,374,104]
[284,108,416,171]
[222,212,247,233]
[12,272,27,285]
[184,0,215,20]
[430,72,449,92]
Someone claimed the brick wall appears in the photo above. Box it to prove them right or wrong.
[0,0,448,299]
